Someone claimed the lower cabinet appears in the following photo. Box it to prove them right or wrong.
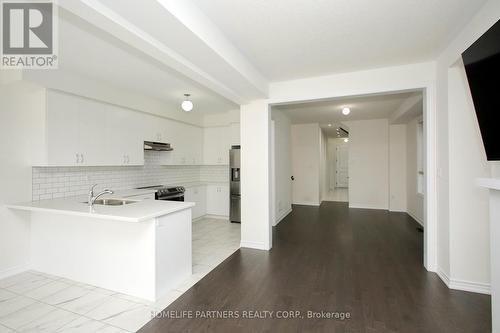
[184,186,206,219]
[185,184,229,219]
[206,184,229,217]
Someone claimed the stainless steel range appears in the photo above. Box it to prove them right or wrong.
[135,185,185,201]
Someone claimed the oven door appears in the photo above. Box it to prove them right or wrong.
[157,193,185,202]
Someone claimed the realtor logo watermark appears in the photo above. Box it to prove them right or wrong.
[1,0,58,69]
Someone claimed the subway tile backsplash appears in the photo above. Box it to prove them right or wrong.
[32,151,228,201]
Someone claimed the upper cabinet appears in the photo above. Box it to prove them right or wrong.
[41,90,144,166]
[203,126,230,165]
[105,104,144,166]
[38,90,238,167]
[152,118,203,166]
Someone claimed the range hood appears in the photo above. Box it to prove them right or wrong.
[144,141,173,151]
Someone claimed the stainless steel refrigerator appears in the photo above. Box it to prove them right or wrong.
[229,146,241,223]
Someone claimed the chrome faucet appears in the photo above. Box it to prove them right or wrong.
[88,184,114,207]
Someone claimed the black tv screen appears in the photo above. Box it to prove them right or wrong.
[462,19,500,161]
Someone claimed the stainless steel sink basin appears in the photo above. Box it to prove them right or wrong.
[90,199,137,206]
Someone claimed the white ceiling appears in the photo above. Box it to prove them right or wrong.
[320,123,349,138]
[191,0,488,81]
[274,92,419,126]
[57,8,239,115]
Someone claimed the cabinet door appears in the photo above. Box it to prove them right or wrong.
[197,186,207,218]
[105,105,144,166]
[205,185,217,215]
[77,98,106,165]
[184,186,205,219]
[143,115,165,143]
[46,91,80,166]
[218,185,230,216]
[206,185,229,216]
[203,127,230,165]
[191,127,203,165]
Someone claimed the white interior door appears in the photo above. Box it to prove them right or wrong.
[336,145,349,188]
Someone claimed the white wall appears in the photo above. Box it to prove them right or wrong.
[345,119,389,210]
[406,118,425,224]
[271,110,292,224]
[240,101,271,250]
[291,124,321,206]
[203,110,240,127]
[389,124,407,212]
[0,80,46,277]
[435,0,500,291]
[447,64,490,287]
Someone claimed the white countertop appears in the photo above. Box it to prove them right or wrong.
[7,196,195,223]
[477,178,500,191]
[6,182,228,222]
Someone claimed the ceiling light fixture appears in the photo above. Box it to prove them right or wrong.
[328,124,332,127]
[181,94,193,112]
[342,107,351,115]
[344,138,349,143]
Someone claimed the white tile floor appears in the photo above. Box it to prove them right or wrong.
[0,218,240,333]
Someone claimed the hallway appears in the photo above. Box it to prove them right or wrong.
[140,203,491,333]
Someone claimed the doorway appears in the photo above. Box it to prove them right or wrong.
[269,89,433,269]
[324,135,349,202]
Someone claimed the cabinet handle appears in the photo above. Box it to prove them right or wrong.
[80,154,84,164]
[76,153,79,164]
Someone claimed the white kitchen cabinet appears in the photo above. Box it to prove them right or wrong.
[206,184,229,216]
[45,91,80,166]
[203,126,230,165]
[43,90,144,166]
[184,185,206,219]
[143,116,167,143]
[160,121,203,166]
[105,104,144,165]
[77,98,107,165]
[45,91,106,166]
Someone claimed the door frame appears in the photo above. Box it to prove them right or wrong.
[268,86,437,272]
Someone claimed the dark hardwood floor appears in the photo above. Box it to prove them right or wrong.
[139,202,491,333]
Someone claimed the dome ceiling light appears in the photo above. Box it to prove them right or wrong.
[181,94,193,112]
[342,107,351,115]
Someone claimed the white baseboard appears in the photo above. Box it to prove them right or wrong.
[199,214,229,220]
[437,268,451,287]
[389,208,407,213]
[240,240,270,251]
[0,264,30,280]
[292,201,320,206]
[437,268,491,295]
[348,203,388,210]
[407,211,424,226]
[274,208,292,226]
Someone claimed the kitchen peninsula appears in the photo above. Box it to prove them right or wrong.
[7,195,194,302]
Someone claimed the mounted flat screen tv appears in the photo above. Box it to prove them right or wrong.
[462,19,500,161]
